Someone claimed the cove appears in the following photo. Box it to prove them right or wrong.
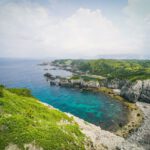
[0,58,129,131]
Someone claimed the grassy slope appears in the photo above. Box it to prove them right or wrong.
[0,88,85,150]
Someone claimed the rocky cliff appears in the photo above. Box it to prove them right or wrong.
[44,73,150,103]
[99,78,150,103]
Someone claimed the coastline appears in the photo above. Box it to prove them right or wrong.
[42,101,149,150]
[42,63,150,150]
[67,113,145,150]
[44,70,144,138]
[125,102,150,150]
[97,87,144,138]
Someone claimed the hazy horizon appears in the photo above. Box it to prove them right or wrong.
[1,53,150,60]
[0,0,150,58]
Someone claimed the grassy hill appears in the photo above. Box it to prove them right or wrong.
[0,86,85,150]
[53,59,150,81]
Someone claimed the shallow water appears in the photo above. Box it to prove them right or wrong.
[0,58,128,131]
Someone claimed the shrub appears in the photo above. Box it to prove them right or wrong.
[0,84,5,88]
[7,88,32,97]
[0,87,3,97]
[0,84,5,97]
[70,75,80,80]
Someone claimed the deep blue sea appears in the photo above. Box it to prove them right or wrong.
[0,58,128,131]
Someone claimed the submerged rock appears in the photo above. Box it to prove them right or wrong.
[44,73,53,78]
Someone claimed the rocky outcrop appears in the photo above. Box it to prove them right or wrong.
[98,78,150,103]
[113,89,121,95]
[102,78,150,103]
[120,80,143,103]
[140,80,150,103]
[5,143,43,150]
[120,80,150,103]
[44,73,100,89]
[44,73,150,103]
[81,80,100,88]
[104,79,127,89]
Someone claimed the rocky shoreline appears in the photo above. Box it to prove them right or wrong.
[43,72,145,137]
[42,101,150,150]
[41,62,150,149]
[44,72,150,104]
[92,86,143,137]
[127,102,150,149]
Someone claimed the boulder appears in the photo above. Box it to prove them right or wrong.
[113,89,121,95]
[70,79,82,85]
[44,73,55,80]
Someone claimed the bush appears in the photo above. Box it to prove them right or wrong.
[70,75,80,80]
[0,84,5,88]
[0,87,3,97]
[7,88,32,97]
[0,84,5,97]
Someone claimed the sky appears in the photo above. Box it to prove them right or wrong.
[0,0,150,58]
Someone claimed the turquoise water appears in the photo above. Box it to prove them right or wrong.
[0,58,128,131]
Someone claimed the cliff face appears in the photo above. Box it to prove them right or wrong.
[102,79,127,89]
[44,73,150,103]
[120,80,150,103]
[99,79,150,103]
[140,80,150,103]
[120,80,143,103]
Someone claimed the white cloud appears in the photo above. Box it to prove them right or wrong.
[0,1,149,58]
[124,0,150,54]
[52,8,126,56]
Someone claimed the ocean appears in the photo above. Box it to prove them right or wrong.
[0,58,128,131]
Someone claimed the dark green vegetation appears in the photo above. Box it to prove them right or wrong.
[80,75,102,81]
[53,59,150,81]
[0,85,5,97]
[70,75,102,82]
[7,88,32,97]
[0,86,85,150]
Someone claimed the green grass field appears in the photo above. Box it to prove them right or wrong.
[0,86,85,150]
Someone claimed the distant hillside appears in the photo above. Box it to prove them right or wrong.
[52,59,150,81]
[0,86,85,150]
[97,54,150,60]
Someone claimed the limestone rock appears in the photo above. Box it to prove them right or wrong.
[120,80,150,103]
[120,80,143,103]
[140,80,150,103]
